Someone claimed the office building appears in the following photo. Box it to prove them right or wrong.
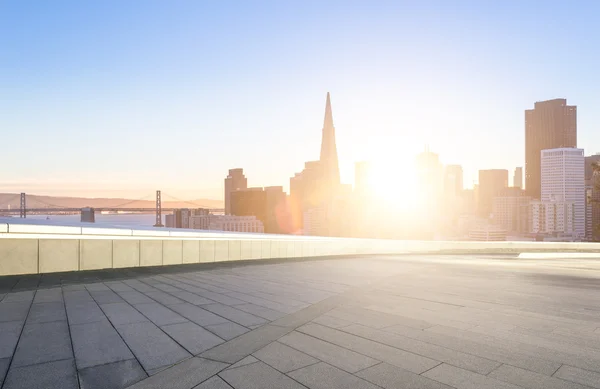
[525,99,577,199]
[513,167,523,189]
[529,200,575,236]
[540,148,585,239]
[478,169,508,218]
[188,214,264,233]
[230,186,289,234]
[224,168,248,215]
[492,187,530,233]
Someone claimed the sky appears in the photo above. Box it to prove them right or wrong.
[1,0,599,200]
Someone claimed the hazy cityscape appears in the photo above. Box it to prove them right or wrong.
[3,95,599,242]
[3,3,600,389]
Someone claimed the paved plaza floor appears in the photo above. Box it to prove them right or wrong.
[1,255,600,388]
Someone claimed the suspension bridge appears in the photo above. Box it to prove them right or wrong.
[0,191,223,227]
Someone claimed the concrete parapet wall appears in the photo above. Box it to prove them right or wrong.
[1,223,600,276]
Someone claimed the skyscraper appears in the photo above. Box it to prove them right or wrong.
[320,92,340,188]
[541,148,585,239]
[525,99,577,199]
[224,168,247,215]
[513,167,523,189]
[478,169,508,218]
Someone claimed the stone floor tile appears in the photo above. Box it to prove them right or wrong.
[205,321,249,340]
[219,361,306,389]
[279,331,380,373]
[554,365,600,389]
[357,362,453,389]
[127,357,228,389]
[171,291,214,306]
[3,358,78,389]
[161,321,224,355]
[115,321,191,372]
[135,302,188,326]
[145,290,185,305]
[423,363,524,389]
[89,290,124,304]
[0,302,30,322]
[200,324,292,364]
[78,359,147,389]
[11,321,73,367]
[118,291,155,305]
[71,319,134,369]
[168,303,230,326]
[288,362,381,389]
[105,281,135,293]
[2,290,35,303]
[202,303,268,327]
[253,341,318,373]
[101,302,148,325]
[0,321,23,358]
[233,303,287,321]
[0,357,9,387]
[330,323,500,374]
[489,364,589,389]
[312,314,354,329]
[32,288,63,304]
[26,301,67,323]
[65,300,106,325]
[226,355,259,370]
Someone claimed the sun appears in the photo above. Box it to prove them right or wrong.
[365,158,421,213]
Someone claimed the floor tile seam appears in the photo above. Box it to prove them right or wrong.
[77,355,140,371]
[4,356,75,370]
[86,288,148,377]
[196,373,234,389]
[231,303,288,321]
[0,289,36,389]
[59,286,81,389]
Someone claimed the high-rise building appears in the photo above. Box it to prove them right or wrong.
[320,92,340,189]
[525,99,577,199]
[478,169,508,218]
[586,155,600,241]
[513,167,523,189]
[541,148,585,239]
[224,168,247,215]
[492,187,530,233]
[290,92,342,236]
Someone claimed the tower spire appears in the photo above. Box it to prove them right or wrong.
[319,92,340,186]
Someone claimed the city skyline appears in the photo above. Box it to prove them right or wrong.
[2,1,600,199]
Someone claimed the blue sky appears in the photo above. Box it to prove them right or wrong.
[1,0,599,199]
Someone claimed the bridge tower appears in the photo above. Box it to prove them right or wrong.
[154,190,164,227]
[19,193,26,218]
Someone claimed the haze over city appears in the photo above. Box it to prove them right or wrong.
[2,1,600,199]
